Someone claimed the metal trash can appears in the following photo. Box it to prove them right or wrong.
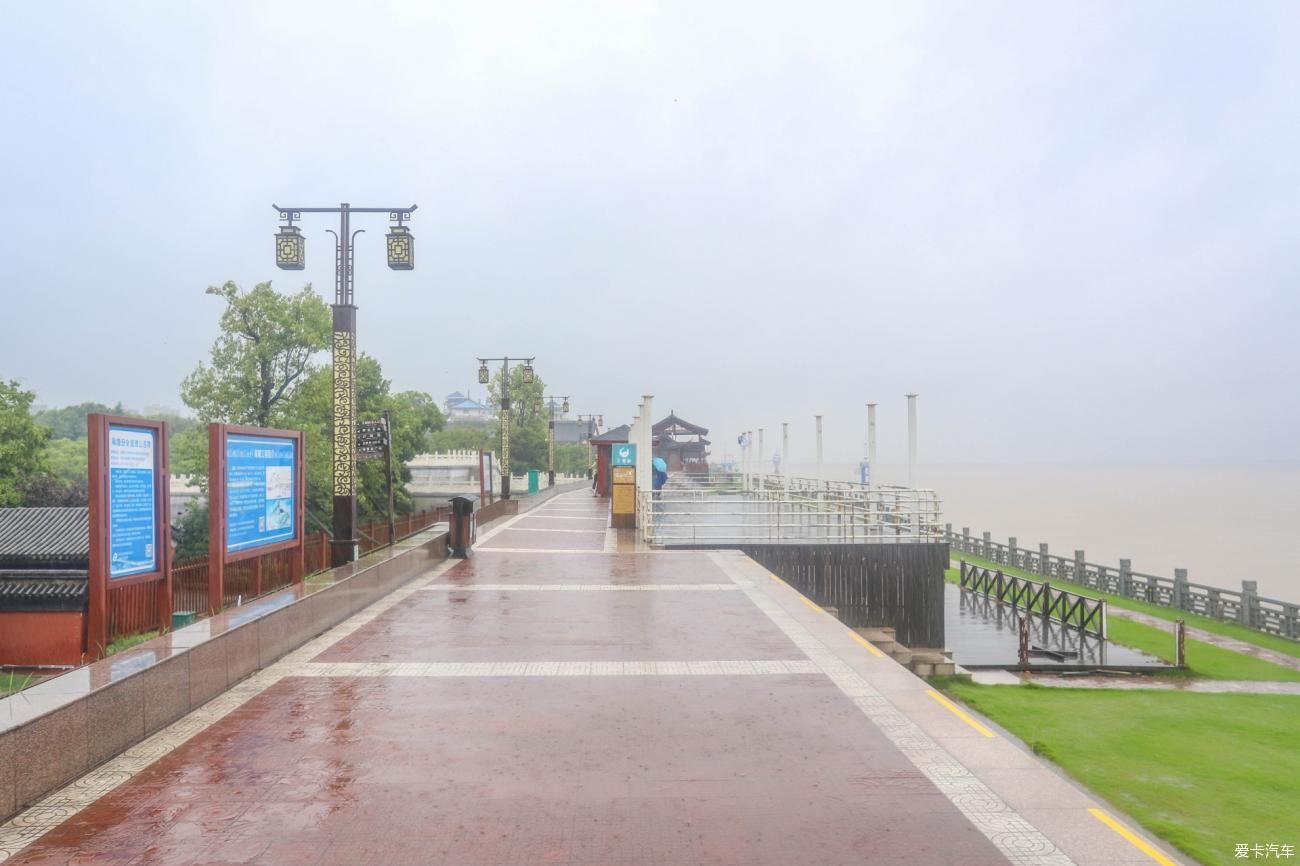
[527,469,540,494]
[448,494,479,558]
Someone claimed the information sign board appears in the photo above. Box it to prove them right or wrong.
[225,434,298,554]
[108,425,158,579]
[611,444,637,467]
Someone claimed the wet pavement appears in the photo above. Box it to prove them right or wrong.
[972,671,1300,695]
[945,585,1169,671]
[0,491,1187,865]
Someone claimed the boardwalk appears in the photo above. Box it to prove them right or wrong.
[0,491,1181,865]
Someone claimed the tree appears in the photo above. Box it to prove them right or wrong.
[180,281,330,426]
[33,402,118,439]
[0,381,51,506]
[278,355,445,525]
[486,366,551,475]
[423,425,494,453]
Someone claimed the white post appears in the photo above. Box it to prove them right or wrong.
[906,393,918,489]
[815,415,824,493]
[866,403,877,487]
[758,428,765,492]
[747,429,754,492]
[782,422,790,492]
[640,395,654,498]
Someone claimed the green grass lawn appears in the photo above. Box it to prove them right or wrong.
[105,630,160,656]
[945,568,1300,681]
[951,550,1300,660]
[937,680,1300,866]
[1,672,43,697]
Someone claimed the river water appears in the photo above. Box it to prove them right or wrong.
[777,462,1300,603]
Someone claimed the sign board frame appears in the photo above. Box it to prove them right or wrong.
[87,413,172,659]
[207,423,307,615]
[611,443,637,467]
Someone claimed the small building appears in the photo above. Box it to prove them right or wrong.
[589,425,630,497]
[653,413,711,474]
[443,391,494,427]
[0,507,90,668]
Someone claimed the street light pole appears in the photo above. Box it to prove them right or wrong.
[274,202,416,567]
[544,395,570,488]
[476,356,534,500]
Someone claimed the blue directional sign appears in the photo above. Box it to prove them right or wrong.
[611,443,637,467]
[108,425,158,579]
[226,434,298,554]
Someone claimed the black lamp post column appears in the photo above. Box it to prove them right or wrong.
[274,202,416,567]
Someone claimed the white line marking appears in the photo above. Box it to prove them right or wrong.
[473,547,608,554]
[502,527,607,534]
[287,659,818,677]
[421,583,739,592]
[521,516,609,521]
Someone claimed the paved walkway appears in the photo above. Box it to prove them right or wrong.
[0,492,1184,865]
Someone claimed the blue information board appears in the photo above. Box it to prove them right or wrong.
[226,434,298,554]
[611,444,637,467]
[108,425,158,579]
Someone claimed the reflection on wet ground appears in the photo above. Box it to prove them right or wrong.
[945,584,1169,670]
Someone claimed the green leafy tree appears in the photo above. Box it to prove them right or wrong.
[33,402,119,439]
[180,281,330,426]
[0,381,51,506]
[279,355,445,526]
[422,425,494,453]
[44,438,88,485]
[556,443,592,477]
[486,367,550,475]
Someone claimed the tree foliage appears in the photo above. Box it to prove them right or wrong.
[0,381,51,507]
[180,281,330,426]
[32,402,119,439]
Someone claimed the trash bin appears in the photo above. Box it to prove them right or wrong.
[172,611,196,629]
[448,494,479,558]
[527,469,540,494]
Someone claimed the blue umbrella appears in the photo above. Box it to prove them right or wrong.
[652,457,667,472]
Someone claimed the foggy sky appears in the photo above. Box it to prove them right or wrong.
[2,1,1297,467]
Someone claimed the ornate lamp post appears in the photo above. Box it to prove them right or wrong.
[274,202,416,566]
[476,356,534,500]
[576,413,602,478]
[543,395,570,488]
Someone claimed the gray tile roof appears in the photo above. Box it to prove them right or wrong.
[0,508,90,570]
[0,570,87,612]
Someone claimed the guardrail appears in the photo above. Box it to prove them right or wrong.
[959,560,1107,638]
[644,483,942,546]
[945,525,1300,640]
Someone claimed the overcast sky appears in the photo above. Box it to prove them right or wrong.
[2,1,1297,465]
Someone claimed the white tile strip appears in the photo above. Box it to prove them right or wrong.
[505,527,607,534]
[523,515,609,521]
[287,659,819,677]
[420,583,739,592]
[708,552,1080,866]
[473,547,608,554]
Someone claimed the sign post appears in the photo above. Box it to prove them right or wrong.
[610,443,637,529]
[208,424,306,615]
[87,414,172,660]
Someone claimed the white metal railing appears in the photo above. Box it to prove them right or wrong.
[642,472,942,546]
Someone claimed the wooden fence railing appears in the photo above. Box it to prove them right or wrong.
[959,560,1107,638]
[108,507,449,641]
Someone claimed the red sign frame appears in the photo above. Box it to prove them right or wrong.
[87,413,173,660]
[207,423,307,615]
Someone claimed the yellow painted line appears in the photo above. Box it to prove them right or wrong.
[849,630,887,657]
[925,689,996,738]
[773,574,887,657]
[1088,808,1177,866]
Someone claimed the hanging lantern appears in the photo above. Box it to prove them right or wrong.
[522,363,534,383]
[562,398,570,414]
[275,225,305,270]
[477,362,489,385]
[386,225,414,270]
[597,415,603,427]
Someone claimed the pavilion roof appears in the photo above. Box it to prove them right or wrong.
[653,413,709,437]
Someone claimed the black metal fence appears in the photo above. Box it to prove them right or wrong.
[742,542,948,648]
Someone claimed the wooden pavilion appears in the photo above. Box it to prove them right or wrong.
[652,413,711,474]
